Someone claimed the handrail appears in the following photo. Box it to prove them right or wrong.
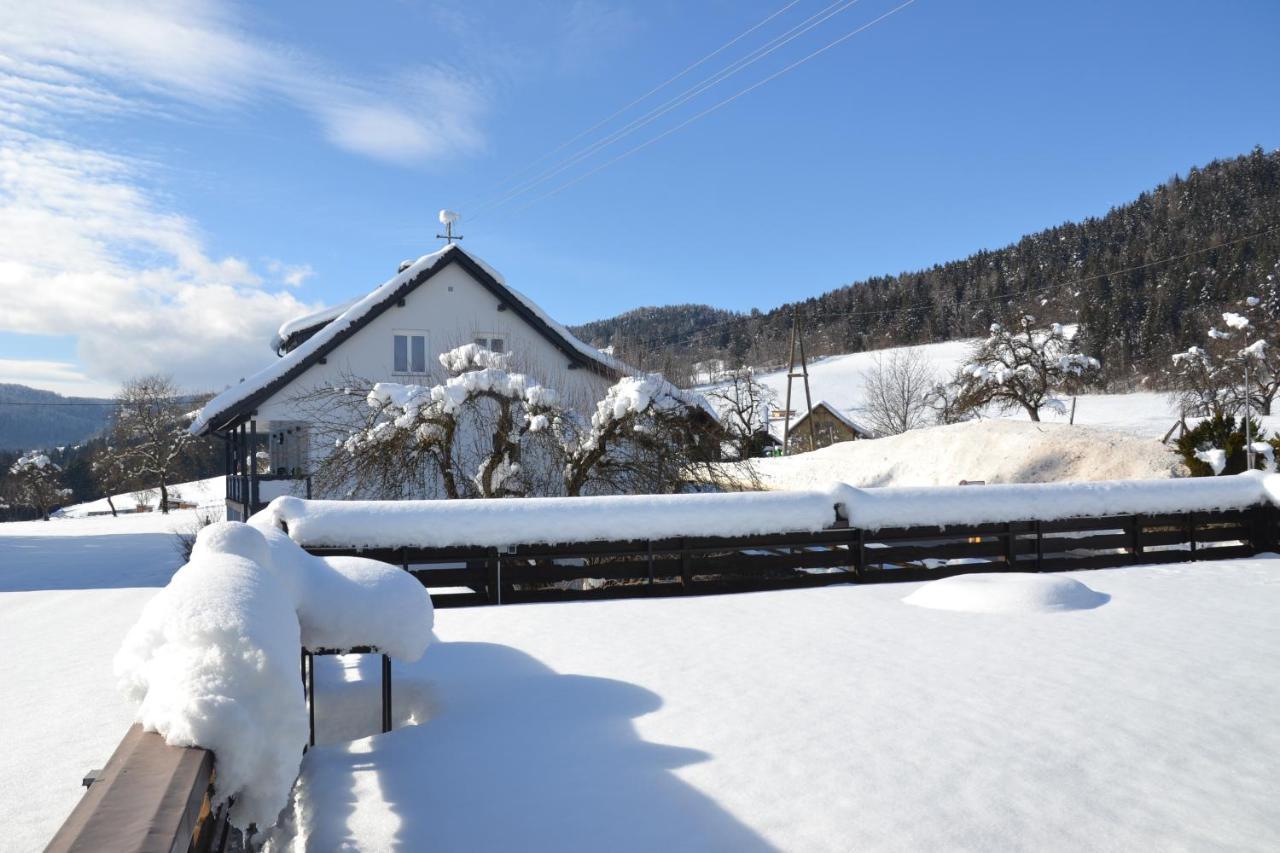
[46,724,216,853]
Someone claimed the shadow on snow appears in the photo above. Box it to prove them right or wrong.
[0,533,181,592]
[284,641,776,851]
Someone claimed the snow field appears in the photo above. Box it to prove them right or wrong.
[0,508,210,851]
[266,558,1280,851]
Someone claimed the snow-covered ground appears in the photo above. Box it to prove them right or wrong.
[6,482,1280,850]
[0,507,213,849]
[266,557,1280,851]
[748,419,1187,490]
[55,474,225,518]
[747,342,1280,441]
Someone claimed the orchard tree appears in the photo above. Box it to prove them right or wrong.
[106,375,197,513]
[954,317,1101,421]
[1169,295,1280,418]
[4,452,71,520]
[313,344,737,500]
[704,368,777,459]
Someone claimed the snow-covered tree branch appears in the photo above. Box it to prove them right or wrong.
[953,317,1100,421]
[314,344,736,500]
[4,452,71,520]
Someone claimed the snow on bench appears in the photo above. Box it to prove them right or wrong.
[114,520,432,832]
[257,473,1279,550]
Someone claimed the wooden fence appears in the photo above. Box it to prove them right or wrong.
[301,503,1279,607]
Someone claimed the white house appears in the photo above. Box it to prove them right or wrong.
[191,244,627,519]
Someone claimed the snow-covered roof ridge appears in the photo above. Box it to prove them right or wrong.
[191,244,630,435]
[270,297,359,354]
[796,400,873,436]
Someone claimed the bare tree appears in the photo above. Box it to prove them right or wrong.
[4,452,70,520]
[106,375,197,513]
[953,317,1101,421]
[703,368,777,459]
[858,348,937,435]
[90,445,139,517]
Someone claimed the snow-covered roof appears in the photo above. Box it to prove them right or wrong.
[790,400,874,438]
[270,297,359,354]
[191,245,629,435]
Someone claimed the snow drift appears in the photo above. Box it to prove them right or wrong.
[113,520,433,829]
[903,573,1109,614]
[749,420,1186,491]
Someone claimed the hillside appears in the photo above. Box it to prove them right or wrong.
[0,384,112,451]
[571,147,1280,383]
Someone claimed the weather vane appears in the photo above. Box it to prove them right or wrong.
[437,209,463,244]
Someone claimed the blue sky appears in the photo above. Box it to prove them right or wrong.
[0,0,1277,396]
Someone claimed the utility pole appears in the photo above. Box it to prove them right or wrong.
[1244,321,1254,469]
[781,308,817,455]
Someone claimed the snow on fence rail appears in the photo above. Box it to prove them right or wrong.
[259,473,1280,608]
[262,473,1277,548]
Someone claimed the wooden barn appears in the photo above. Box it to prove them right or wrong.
[785,400,873,453]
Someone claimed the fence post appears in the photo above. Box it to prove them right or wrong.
[1034,520,1043,572]
[487,549,501,605]
[1130,515,1143,564]
[381,655,392,734]
[1003,522,1016,568]
[1249,503,1277,554]
[679,538,691,588]
[1188,511,1198,558]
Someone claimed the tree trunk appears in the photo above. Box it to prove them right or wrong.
[159,479,169,514]
[106,495,118,518]
[1026,404,1041,422]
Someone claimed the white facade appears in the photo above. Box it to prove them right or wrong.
[254,261,614,428]
[196,248,625,500]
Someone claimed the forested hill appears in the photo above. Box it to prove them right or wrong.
[0,384,111,451]
[570,146,1280,383]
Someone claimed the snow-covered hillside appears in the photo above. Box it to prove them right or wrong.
[747,420,1186,490]
[742,341,1280,441]
[56,475,225,519]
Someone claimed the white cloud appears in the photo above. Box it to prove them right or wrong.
[0,0,489,164]
[0,358,117,397]
[0,129,316,393]
[268,261,315,288]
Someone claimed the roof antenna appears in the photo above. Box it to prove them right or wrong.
[437,209,463,244]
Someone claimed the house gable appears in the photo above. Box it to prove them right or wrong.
[192,246,625,435]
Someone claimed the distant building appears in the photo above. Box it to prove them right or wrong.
[785,401,873,453]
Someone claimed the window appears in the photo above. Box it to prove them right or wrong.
[393,332,428,373]
[474,333,506,353]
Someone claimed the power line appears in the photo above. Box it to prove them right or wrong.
[471,0,870,220]
[500,0,918,220]
[597,221,1280,355]
[464,0,805,211]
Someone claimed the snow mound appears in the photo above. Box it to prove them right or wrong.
[903,572,1109,614]
[751,420,1186,490]
[114,520,433,830]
